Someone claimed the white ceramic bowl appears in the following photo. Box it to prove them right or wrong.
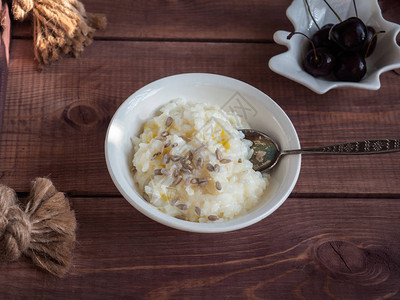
[105,73,301,232]
[269,0,400,94]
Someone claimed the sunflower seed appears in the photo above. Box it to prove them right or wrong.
[173,168,180,177]
[208,215,218,221]
[164,141,171,148]
[161,168,170,176]
[180,136,191,142]
[220,159,232,164]
[161,131,169,137]
[170,198,179,206]
[180,155,189,161]
[180,168,191,174]
[182,163,193,171]
[197,177,211,183]
[151,152,161,160]
[190,178,199,184]
[193,144,207,154]
[153,168,162,175]
[215,181,222,191]
[195,206,201,216]
[163,153,170,164]
[175,214,186,220]
[188,150,193,161]
[213,164,220,172]
[215,148,223,161]
[155,136,166,141]
[198,181,208,187]
[171,143,178,148]
[176,204,188,210]
[196,157,204,169]
[165,116,173,128]
[170,155,182,162]
[171,175,183,186]
[206,163,215,172]
[238,158,242,163]
[184,177,192,187]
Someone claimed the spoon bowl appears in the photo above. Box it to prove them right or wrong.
[240,129,281,171]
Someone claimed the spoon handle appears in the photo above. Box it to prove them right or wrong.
[284,139,400,155]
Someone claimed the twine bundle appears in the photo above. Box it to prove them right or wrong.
[10,0,106,67]
[0,178,76,276]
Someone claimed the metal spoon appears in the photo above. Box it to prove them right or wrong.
[241,129,400,172]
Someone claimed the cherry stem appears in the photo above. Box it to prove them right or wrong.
[353,0,358,18]
[287,32,319,62]
[323,0,342,22]
[365,30,385,58]
[304,0,320,30]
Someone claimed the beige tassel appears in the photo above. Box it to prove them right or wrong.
[11,0,106,68]
[0,178,76,276]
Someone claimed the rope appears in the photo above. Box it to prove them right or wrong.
[0,178,76,276]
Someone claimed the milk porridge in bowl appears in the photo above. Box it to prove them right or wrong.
[131,99,269,223]
[105,73,300,232]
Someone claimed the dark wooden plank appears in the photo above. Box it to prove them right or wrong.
[11,0,293,40]
[271,76,400,197]
[0,196,399,298]
[10,0,400,41]
[1,39,400,196]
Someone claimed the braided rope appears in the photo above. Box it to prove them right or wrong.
[0,178,76,276]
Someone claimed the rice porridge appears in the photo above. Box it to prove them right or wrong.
[131,99,269,222]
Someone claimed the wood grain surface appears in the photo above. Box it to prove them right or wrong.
[2,40,400,196]
[10,0,400,41]
[1,0,400,298]
[0,197,399,299]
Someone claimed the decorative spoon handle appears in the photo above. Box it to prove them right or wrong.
[284,139,400,155]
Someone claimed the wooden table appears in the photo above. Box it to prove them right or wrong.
[1,0,400,298]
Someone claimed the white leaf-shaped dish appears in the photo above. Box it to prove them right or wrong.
[268,0,400,94]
